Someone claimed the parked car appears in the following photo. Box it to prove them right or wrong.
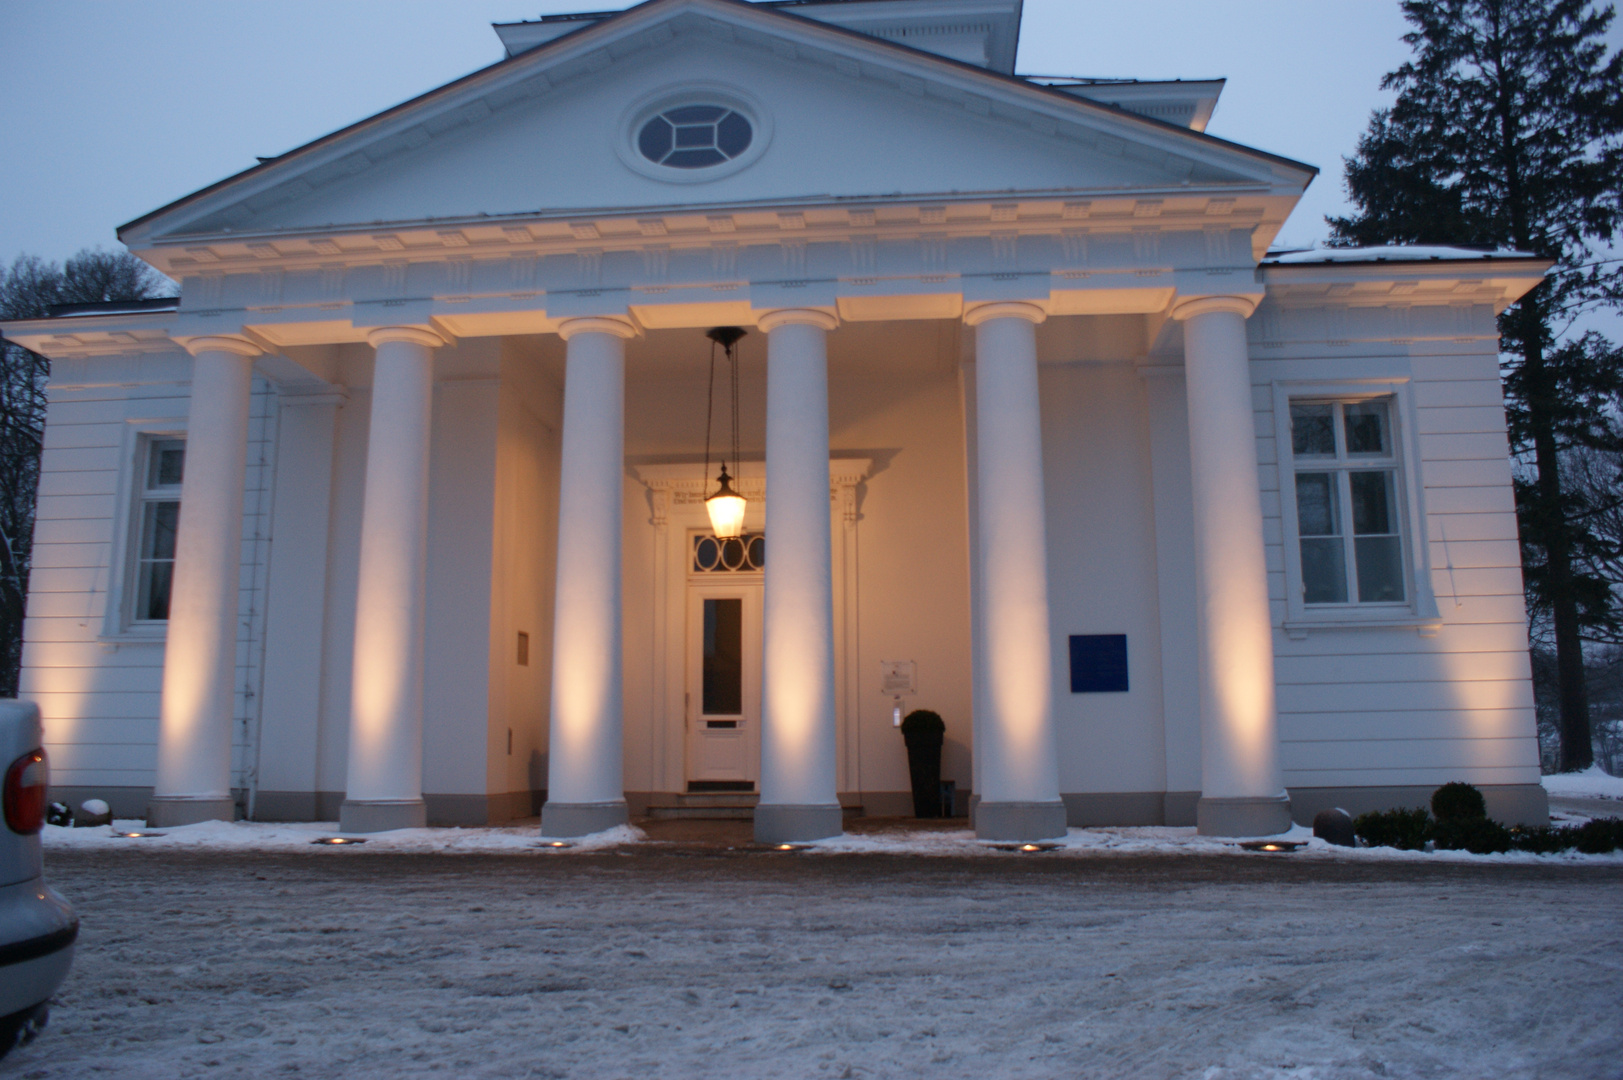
[0,701,77,1059]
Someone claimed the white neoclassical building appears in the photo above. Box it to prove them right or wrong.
[4,0,1551,841]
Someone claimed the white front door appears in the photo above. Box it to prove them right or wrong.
[685,577,762,789]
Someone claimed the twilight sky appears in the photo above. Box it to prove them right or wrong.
[0,1,1617,273]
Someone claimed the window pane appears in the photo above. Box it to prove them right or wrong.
[141,501,180,560]
[1295,473,1340,536]
[1300,538,1348,603]
[1355,536,1406,602]
[137,559,174,621]
[702,598,743,715]
[674,123,715,149]
[148,440,185,488]
[1349,471,1397,535]
[1344,401,1390,456]
[716,112,752,157]
[1290,404,1336,457]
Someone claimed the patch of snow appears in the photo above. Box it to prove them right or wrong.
[40,818,1623,864]
[1264,245,1531,264]
[42,819,644,854]
[1544,765,1623,801]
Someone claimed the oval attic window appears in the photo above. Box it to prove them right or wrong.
[638,105,753,169]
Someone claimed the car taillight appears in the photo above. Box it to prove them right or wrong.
[4,748,47,834]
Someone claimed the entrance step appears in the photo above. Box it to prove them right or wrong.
[643,798,867,821]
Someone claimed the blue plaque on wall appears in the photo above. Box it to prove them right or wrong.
[1069,634,1128,693]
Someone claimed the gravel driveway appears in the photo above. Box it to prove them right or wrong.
[6,849,1620,1079]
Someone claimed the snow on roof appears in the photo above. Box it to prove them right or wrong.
[1263,245,1535,265]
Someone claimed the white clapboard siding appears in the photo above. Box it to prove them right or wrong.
[1253,307,1541,789]
[22,368,278,796]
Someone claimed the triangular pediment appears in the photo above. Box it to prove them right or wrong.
[120,0,1312,252]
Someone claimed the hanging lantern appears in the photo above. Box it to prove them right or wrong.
[705,463,747,539]
[703,326,748,539]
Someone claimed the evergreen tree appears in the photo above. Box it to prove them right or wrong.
[1330,0,1623,772]
[0,249,172,695]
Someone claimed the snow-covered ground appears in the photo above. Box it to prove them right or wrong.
[1544,765,1623,801]
[10,844,1621,1080]
[38,813,1623,865]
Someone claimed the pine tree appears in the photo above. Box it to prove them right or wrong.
[1330,0,1623,772]
[0,249,173,695]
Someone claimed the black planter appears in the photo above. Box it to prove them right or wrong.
[900,710,946,819]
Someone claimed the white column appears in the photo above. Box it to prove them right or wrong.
[541,317,636,838]
[149,336,260,827]
[964,303,1067,842]
[755,309,843,844]
[1173,296,1291,837]
[340,326,442,833]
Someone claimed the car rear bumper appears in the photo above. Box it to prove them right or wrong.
[0,879,76,1017]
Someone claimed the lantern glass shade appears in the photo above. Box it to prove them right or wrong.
[706,466,747,539]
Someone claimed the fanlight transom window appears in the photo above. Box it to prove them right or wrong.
[638,105,753,169]
[693,533,765,574]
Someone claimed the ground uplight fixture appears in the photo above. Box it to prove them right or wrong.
[989,841,1060,852]
[1239,840,1304,853]
[112,830,165,838]
[311,836,365,846]
[542,840,572,849]
[702,326,748,540]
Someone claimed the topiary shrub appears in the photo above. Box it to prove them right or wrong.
[899,710,946,818]
[1431,815,1511,854]
[1353,807,1431,850]
[1431,781,1487,821]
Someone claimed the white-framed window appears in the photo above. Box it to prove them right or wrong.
[129,436,185,624]
[1273,381,1439,631]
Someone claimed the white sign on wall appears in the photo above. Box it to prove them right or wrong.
[880,660,917,695]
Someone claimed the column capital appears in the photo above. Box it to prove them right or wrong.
[757,308,838,333]
[963,301,1046,327]
[178,334,263,359]
[1171,294,1259,321]
[366,325,448,349]
[558,316,639,341]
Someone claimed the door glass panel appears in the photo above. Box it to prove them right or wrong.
[702,598,743,715]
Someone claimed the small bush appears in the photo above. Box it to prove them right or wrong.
[1509,817,1623,854]
[1431,815,1511,854]
[1508,825,1569,854]
[1353,807,1431,850]
[1431,781,1487,821]
[1572,817,1623,854]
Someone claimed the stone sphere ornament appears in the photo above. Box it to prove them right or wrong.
[1313,807,1356,847]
